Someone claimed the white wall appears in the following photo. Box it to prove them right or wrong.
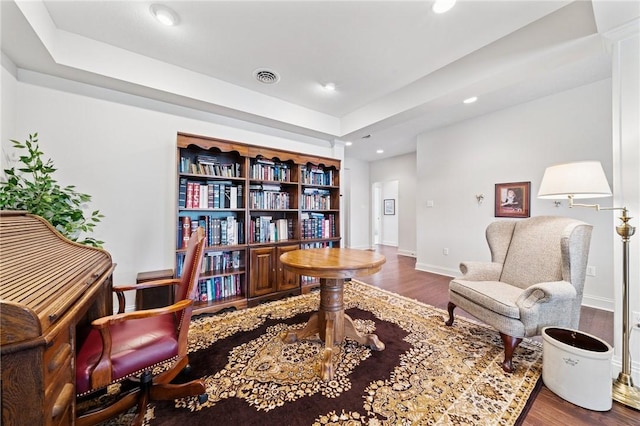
[2,68,339,306]
[416,79,614,310]
[380,180,399,247]
[369,152,417,256]
[342,157,370,249]
[1,56,17,159]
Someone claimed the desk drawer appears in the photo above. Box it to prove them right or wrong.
[44,326,73,425]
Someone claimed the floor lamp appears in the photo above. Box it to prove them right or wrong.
[538,160,639,410]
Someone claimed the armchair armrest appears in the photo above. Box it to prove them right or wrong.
[457,261,502,281]
[516,281,577,335]
[516,281,577,308]
[113,278,181,313]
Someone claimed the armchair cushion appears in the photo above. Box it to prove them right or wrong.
[449,279,523,319]
[76,314,178,395]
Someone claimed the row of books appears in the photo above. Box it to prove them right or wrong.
[180,155,241,178]
[249,217,294,243]
[197,275,242,302]
[301,213,336,239]
[248,190,291,209]
[301,188,332,210]
[300,241,337,249]
[300,166,334,186]
[250,159,291,182]
[179,178,243,209]
[179,215,243,249]
[202,250,242,274]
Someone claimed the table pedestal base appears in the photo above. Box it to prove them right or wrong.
[283,278,385,380]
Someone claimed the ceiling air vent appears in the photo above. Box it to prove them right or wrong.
[253,68,280,84]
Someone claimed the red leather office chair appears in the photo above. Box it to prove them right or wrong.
[76,227,207,426]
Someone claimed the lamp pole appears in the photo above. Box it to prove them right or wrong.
[611,208,640,409]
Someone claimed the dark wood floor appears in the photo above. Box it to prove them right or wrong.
[357,245,639,425]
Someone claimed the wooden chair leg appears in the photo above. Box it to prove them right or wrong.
[500,333,523,373]
[445,301,456,326]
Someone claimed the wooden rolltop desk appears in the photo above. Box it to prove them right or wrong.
[0,211,115,425]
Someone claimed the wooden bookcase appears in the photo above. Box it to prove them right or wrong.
[176,132,341,314]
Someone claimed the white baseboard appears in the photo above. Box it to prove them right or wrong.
[397,249,416,258]
[415,262,457,278]
[581,295,614,312]
[611,357,640,384]
[348,244,374,250]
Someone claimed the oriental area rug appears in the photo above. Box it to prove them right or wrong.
[105,280,542,425]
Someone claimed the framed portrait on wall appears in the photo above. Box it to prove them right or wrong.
[384,199,395,215]
[495,182,530,218]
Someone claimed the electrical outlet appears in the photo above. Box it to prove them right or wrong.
[586,266,596,277]
[443,248,449,256]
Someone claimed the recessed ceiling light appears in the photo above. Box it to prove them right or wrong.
[433,0,457,14]
[323,82,336,92]
[463,96,478,104]
[345,141,353,146]
[150,4,179,26]
[376,149,384,154]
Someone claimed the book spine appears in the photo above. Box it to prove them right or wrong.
[181,216,191,248]
[193,183,200,208]
[179,178,187,208]
[186,182,194,208]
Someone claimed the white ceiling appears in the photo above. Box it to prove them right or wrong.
[1,1,613,162]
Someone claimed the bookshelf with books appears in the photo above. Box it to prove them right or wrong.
[177,134,249,314]
[299,162,341,292]
[176,132,341,312]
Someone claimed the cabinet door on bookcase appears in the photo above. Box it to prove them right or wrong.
[248,246,277,297]
[276,244,300,291]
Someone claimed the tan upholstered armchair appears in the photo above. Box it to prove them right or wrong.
[445,216,593,373]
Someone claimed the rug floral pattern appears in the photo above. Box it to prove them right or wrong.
[140,281,542,425]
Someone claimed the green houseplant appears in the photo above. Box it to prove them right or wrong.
[0,133,104,247]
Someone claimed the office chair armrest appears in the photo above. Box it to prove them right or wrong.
[114,279,180,293]
[92,299,193,328]
[113,279,181,313]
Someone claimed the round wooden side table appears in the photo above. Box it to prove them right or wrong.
[279,248,386,380]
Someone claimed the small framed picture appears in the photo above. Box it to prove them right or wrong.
[384,199,395,215]
[495,182,530,218]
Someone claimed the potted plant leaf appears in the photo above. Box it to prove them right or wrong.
[0,132,104,247]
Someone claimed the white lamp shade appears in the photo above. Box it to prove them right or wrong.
[538,161,612,199]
